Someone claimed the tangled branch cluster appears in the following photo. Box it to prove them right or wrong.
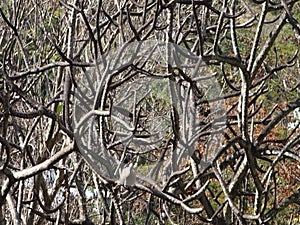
[0,0,300,224]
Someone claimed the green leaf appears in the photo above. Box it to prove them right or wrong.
[56,104,64,115]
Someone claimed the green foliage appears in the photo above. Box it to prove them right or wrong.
[56,104,64,115]
[149,78,171,108]
[270,205,300,225]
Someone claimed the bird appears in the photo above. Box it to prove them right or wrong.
[118,163,136,186]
